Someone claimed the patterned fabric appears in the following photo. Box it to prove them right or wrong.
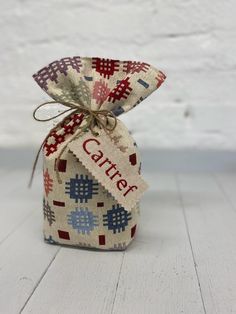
[67,208,99,235]
[65,174,99,203]
[33,56,166,250]
[103,205,132,234]
[33,56,166,114]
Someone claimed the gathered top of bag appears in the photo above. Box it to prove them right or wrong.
[33,56,166,116]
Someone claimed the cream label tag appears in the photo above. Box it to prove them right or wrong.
[68,128,148,211]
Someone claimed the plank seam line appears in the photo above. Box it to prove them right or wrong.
[19,247,61,313]
[175,174,207,314]
[110,251,125,314]
[213,173,236,214]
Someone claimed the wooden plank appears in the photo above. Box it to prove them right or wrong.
[176,173,236,314]
[0,169,42,243]
[0,209,59,314]
[0,168,16,195]
[111,174,205,314]
[0,168,123,313]
[0,169,60,313]
[0,168,33,195]
[21,248,124,314]
[214,173,236,208]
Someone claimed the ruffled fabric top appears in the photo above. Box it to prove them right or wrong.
[33,56,166,116]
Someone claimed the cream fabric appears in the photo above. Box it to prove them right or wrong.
[33,56,166,250]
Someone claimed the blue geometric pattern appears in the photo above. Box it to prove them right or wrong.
[44,235,58,245]
[137,78,149,88]
[112,106,125,116]
[112,242,127,250]
[67,207,99,234]
[103,205,132,234]
[65,174,98,203]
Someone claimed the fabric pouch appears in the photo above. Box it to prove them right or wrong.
[32,56,166,250]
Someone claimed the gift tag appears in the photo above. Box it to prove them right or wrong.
[68,128,148,211]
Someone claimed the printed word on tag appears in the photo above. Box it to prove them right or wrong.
[68,129,148,211]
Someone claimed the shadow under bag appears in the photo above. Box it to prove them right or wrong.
[32,56,166,250]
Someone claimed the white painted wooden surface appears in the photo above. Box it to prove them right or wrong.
[1,170,236,314]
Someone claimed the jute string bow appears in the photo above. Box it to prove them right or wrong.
[29,100,117,187]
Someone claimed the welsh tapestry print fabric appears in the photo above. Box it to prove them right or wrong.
[33,56,166,250]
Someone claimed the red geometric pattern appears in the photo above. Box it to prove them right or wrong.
[53,200,65,207]
[99,235,106,245]
[43,168,53,197]
[33,56,167,250]
[123,61,150,74]
[107,78,132,103]
[54,159,67,172]
[58,230,70,240]
[92,58,119,79]
[131,225,137,238]
[129,153,137,166]
[43,113,84,156]
[92,79,110,106]
[156,71,166,88]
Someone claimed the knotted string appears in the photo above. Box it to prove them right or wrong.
[28,100,117,187]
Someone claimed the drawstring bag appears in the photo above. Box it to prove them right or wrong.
[32,56,166,250]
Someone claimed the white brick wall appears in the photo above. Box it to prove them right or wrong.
[0,0,235,149]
